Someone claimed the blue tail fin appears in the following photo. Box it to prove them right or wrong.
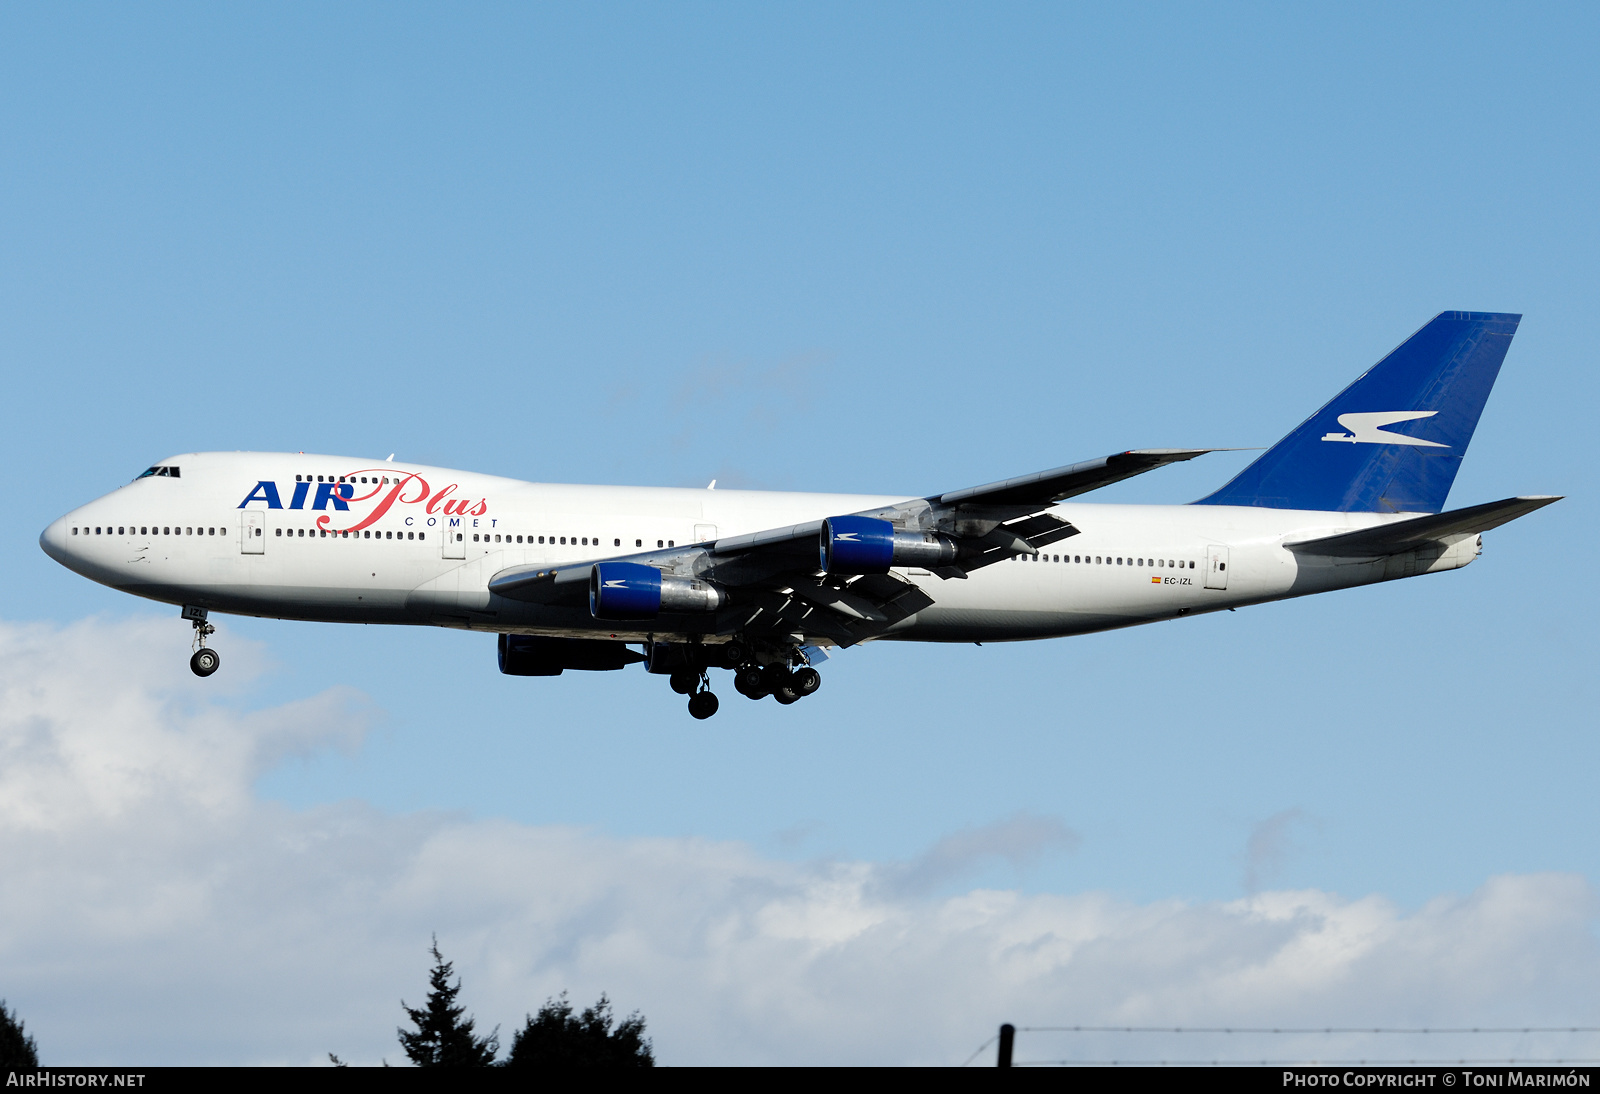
[1194,311,1521,513]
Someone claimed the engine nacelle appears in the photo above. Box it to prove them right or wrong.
[819,515,960,575]
[589,561,725,620]
[498,634,645,675]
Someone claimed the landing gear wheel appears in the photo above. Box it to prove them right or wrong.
[791,667,822,696]
[687,691,720,720]
[734,666,767,699]
[773,684,800,705]
[669,670,699,695]
[190,648,220,677]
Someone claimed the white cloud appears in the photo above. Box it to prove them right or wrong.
[1,617,1596,1066]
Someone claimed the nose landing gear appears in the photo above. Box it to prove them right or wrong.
[183,605,220,678]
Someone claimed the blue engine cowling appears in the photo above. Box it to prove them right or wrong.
[820,515,961,574]
[820,516,896,573]
[590,562,725,620]
[590,562,663,618]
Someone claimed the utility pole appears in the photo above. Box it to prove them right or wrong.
[997,1023,1015,1067]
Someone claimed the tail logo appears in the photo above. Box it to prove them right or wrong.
[1321,411,1448,448]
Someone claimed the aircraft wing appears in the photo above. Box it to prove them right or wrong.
[936,448,1220,506]
[489,448,1222,645]
[1284,495,1562,557]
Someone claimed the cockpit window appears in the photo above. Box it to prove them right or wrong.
[137,467,160,479]
[135,466,180,480]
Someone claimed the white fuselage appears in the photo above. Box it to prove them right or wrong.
[40,452,1480,645]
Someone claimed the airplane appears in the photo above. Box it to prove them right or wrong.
[40,311,1559,719]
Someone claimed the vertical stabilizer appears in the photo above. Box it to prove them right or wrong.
[1194,311,1520,513]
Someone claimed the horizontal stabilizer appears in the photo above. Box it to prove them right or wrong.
[1285,495,1560,557]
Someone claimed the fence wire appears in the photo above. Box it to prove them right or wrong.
[960,1025,1600,1067]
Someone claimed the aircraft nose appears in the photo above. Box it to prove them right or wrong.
[39,515,74,565]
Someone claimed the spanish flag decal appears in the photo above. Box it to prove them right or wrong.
[1151,576,1161,583]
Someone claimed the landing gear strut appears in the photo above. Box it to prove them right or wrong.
[184,605,219,678]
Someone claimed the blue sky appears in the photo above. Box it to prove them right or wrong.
[2,3,1597,1064]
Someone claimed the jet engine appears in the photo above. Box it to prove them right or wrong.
[819,515,960,575]
[498,633,645,676]
[589,561,726,620]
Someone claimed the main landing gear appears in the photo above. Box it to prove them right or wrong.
[733,663,821,704]
[670,668,722,720]
[652,640,823,719]
[183,605,220,678]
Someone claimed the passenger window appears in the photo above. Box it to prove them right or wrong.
[668,540,675,547]
[275,529,282,537]
[636,539,642,547]
[560,536,566,545]
[581,537,588,546]
[657,540,664,548]
[118,527,125,535]
[539,536,545,544]
[418,532,425,541]
[614,539,621,547]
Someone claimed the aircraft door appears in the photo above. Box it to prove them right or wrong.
[242,512,265,554]
[441,524,465,559]
[1204,545,1229,590]
[694,523,718,544]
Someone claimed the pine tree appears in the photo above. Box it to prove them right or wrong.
[504,993,653,1068]
[0,1000,39,1068]
[397,938,498,1067]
